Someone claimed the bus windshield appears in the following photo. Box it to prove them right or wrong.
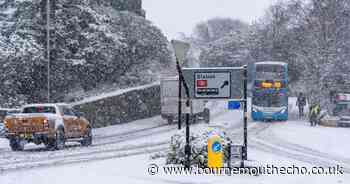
[255,64,285,80]
[253,92,287,107]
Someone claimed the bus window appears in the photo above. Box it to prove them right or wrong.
[256,65,285,80]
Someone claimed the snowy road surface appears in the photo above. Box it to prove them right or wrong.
[0,101,349,184]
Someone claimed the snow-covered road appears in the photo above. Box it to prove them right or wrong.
[250,121,350,173]
[0,101,227,173]
[0,116,172,172]
[0,100,349,184]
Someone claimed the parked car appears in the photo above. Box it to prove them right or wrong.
[332,98,350,127]
[335,105,350,127]
[4,103,92,151]
[332,101,350,116]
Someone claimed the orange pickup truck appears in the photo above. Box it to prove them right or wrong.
[4,103,92,151]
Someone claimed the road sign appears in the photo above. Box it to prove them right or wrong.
[195,72,231,98]
[182,67,244,99]
[228,101,241,110]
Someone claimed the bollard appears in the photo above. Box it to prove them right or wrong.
[208,133,224,168]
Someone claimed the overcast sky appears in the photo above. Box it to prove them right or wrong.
[143,0,276,40]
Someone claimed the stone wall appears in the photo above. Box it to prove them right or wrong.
[73,84,160,128]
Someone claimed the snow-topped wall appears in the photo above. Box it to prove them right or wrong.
[73,84,160,128]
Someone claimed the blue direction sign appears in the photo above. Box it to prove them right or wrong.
[228,101,241,110]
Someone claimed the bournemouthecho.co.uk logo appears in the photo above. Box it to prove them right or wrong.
[147,164,344,176]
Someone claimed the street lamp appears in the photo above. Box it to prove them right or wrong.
[171,40,191,168]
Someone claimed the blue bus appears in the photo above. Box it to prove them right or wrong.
[251,61,288,121]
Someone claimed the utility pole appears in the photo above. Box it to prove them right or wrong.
[46,0,51,103]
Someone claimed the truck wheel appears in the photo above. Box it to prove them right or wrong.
[9,138,24,151]
[81,127,92,147]
[55,128,66,150]
[192,114,198,124]
[167,117,174,124]
[203,108,210,124]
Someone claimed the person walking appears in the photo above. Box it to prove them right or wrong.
[296,92,307,118]
[309,103,321,126]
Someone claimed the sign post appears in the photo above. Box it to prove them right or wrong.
[171,40,190,131]
[171,40,191,168]
[243,65,248,160]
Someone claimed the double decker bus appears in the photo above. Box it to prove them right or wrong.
[251,61,288,121]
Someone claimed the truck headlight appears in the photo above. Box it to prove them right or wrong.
[4,120,9,129]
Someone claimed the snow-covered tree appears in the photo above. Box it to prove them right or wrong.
[199,31,252,67]
[185,18,251,67]
[248,0,350,109]
[286,0,350,107]
[0,0,171,106]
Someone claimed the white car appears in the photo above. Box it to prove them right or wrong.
[337,114,350,127]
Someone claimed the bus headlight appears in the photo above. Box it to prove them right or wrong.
[252,106,259,113]
[280,107,287,114]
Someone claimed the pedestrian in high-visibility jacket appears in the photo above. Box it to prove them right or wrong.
[309,104,321,126]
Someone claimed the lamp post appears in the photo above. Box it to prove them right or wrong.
[171,40,191,168]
